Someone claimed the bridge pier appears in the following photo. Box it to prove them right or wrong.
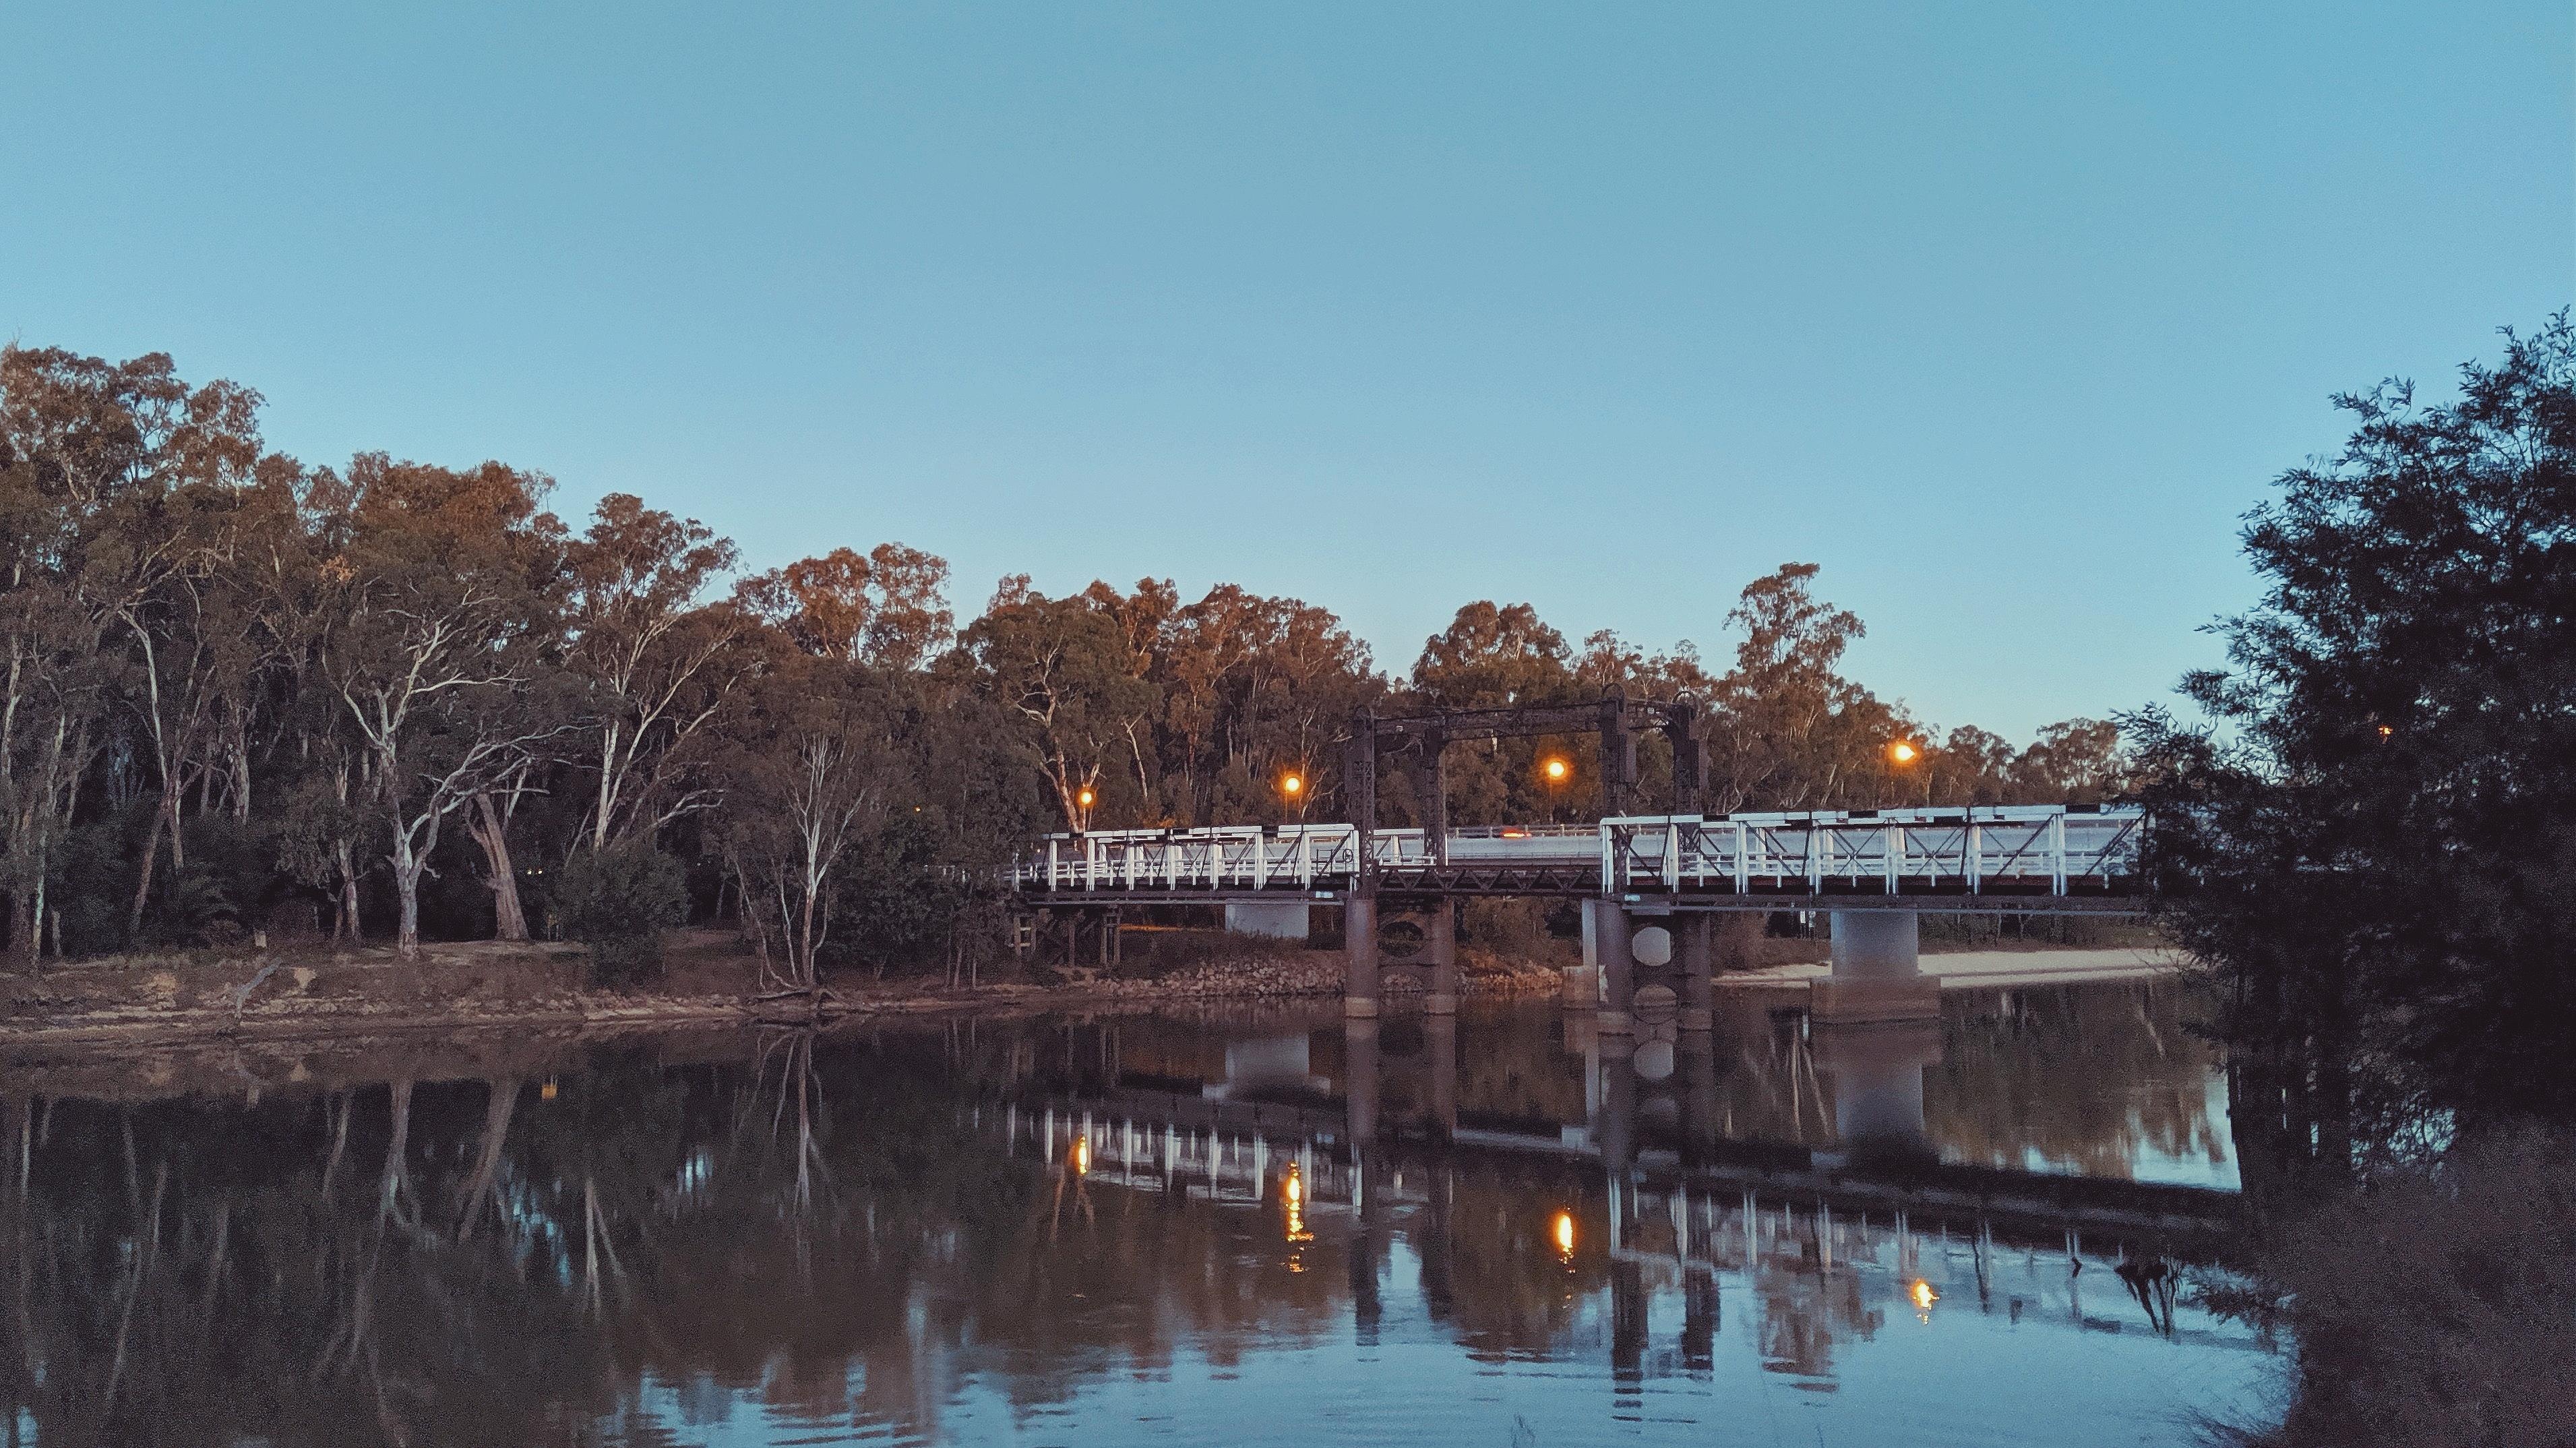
[1678,913,1715,1033]
[1815,909,1939,1022]
[1591,899,1634,1033]
[1343,895,1379,1019]
[1425,899,1458,1015]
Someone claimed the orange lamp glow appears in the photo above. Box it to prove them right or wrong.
[1888,740,1920,764]
[1909,1278,1939,1312]
[1071,1135,1091,1175]
[1542,757,1570,783]
[1552,1209,1577,1258]
[1281,773,1304,797]
[1076,787,1096,808]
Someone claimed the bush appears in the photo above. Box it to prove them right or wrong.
[555,841,687,988]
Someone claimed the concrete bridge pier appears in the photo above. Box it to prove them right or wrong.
[1591,899,1635,1034]
[1344,895,1378,1019]
[1814,909,1940,1022]
[1425,899,1459,1015]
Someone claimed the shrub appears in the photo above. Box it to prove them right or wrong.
[556,841,687,988]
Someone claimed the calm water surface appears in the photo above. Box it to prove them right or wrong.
[1,982,2280,1445]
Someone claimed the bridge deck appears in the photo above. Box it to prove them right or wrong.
[1013,805,2147,912]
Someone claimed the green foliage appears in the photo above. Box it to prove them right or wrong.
[2130,313,2576,1120]
[557,840,687,987]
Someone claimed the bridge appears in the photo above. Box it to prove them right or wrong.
[1012,695,2151,1027]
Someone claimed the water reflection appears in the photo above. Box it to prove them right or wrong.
[0,984,2271,1446]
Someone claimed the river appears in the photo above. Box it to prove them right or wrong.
[0,979,2282,1445]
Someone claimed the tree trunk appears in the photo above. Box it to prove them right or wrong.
[127,795,171,940]
[393,854,423,959]
[466,793,528,942]
[334,841,361,942]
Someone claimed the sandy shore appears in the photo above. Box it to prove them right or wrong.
[1724,946,2188,991]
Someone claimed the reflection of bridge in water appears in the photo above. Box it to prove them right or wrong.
[995,1010,2256,1372]
[998,1011,2240,1263]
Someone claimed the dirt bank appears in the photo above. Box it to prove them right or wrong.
[0,930,1563,1054]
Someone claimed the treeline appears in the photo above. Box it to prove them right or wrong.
[0,343,2124,977]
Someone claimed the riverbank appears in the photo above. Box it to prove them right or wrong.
[0,928,2180,1055]
[0,932,1562,1052]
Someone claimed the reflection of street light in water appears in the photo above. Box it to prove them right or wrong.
[1283,1165,1314,1246]
[1070,1135,1091,1175]
[1552,1209,1577,1261]
[1909,1277,1939,1320]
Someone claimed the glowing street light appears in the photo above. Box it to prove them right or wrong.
[1552,1209,1577,1259]
[1280,772,1304,797]
[1888,740,1920,765]
[1076,787,1097,808]
[1541,756,1571,785]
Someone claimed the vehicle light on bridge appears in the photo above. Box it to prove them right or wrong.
[1909,1278,1939,1315]
[1552,1209,1577,1259]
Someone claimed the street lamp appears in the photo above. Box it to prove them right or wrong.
[1541,756,1571,785]
[1075,785,1096,831]
[1888,740,1920,765]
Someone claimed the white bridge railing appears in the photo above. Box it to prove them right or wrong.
[1009,805,2144,897]
[1597,806,2142,895]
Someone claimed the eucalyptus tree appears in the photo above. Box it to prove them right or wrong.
[303,455,574,955]
[956,577,1156,832]
[0,344,266,961]
[561,493,745,853]
[709,649,910,990]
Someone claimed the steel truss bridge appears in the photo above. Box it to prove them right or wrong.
[1008,698,2152,1024]
[1010,804,2145,911]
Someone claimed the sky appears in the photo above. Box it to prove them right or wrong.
[3,2,2568,740]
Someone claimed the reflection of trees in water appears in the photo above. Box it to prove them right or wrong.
[0,1002,2255,1445]
[0,1031,1382,1445]
[1926,982,2229,1179]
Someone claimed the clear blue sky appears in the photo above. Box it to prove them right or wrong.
[5,3,2567,739]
